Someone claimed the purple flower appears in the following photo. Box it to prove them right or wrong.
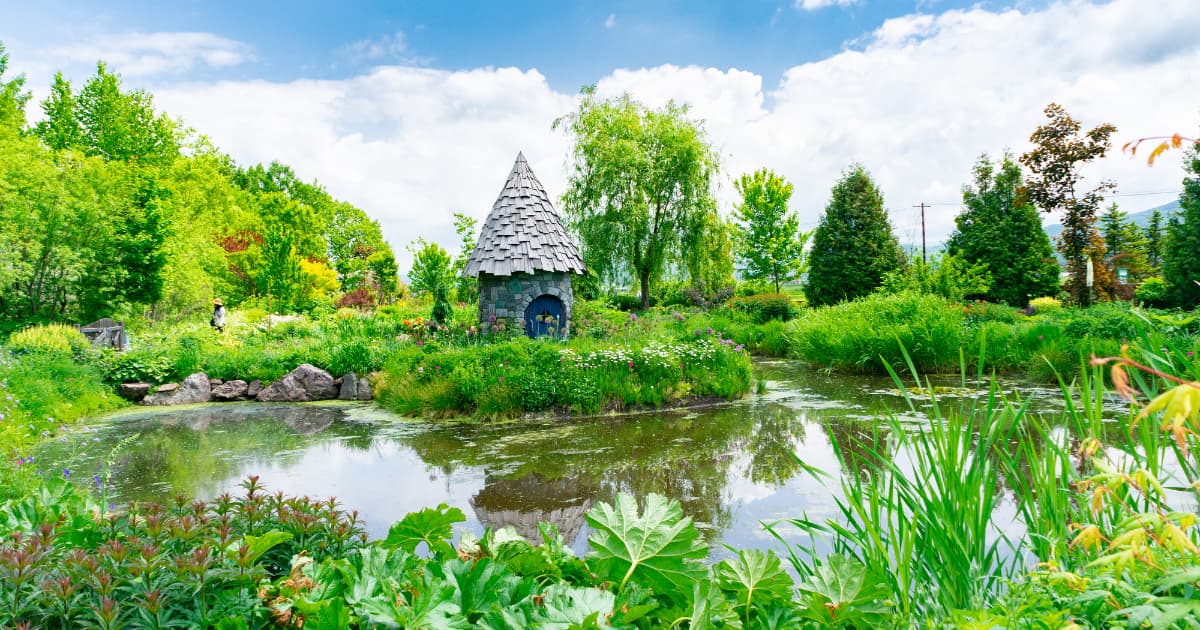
[628,361,635,368]
[498,376,504,382]
[489,314,497,323]
[416,340,424,346]
[1188,351,1195,357]
[694,329,702,336]
[1037,335,1044,340]
[706,327,714,335]
[62,468,71,478]
[93,475,103,488]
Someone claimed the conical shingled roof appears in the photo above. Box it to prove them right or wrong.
[464,152,586,278]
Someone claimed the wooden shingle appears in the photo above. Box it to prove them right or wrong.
[464,152,587,278]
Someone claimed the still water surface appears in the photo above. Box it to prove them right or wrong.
[40,361,1090,560]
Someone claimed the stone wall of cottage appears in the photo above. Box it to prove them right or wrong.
[477,271,574,334]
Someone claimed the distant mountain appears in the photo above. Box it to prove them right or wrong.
[1044,199,1182,241]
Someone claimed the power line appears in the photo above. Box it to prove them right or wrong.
[913,203,929,263]
[919,188,1183,207]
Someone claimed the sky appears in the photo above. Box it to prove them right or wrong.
[3,0,1199,270]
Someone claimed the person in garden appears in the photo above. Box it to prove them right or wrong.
[210,298,226,333]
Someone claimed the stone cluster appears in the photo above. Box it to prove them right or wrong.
[477,271,574,327]
[118,364,373,406]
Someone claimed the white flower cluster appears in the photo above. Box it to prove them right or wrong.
[558,339,720,371]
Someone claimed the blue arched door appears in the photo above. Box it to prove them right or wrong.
[524,295,565,338]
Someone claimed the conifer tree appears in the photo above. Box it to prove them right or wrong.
[1164,144,1200,308]
[947,154,1059,305]
[1146,209,1164,269]
[805,165,902,306]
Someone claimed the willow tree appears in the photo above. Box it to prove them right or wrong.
[556,91,718,309]
[1020,103,1116,305]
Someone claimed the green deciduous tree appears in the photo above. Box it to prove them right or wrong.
[451,212,479,303]
[946,154,1060,306]
[76,63,180,164]
[34,72,84,151]
[1020,103,1116,305]
[557,91,719,310]
[805,165,903,306]
[731,168,808,293]
[407,239,453,298]
[1163,142,1200,308]
[0,42,29,133]
[1099,203,1150,283]
[881,253,991,303]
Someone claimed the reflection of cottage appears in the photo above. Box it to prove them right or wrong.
[470,473,595,545]
[464,153,586,338]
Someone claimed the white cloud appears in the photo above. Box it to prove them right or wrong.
[795,0,861,11]
[604,13,617,29]
[52,0,1200,271]
[340,31,429,65]
[46,32,251,77]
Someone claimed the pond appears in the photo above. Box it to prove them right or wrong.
[38,360,1103,561]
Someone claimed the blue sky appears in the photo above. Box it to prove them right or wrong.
[2,0,1196,266]
[10,0,1012,90]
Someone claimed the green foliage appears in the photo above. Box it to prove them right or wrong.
[6,323,89,357]
[1136,276,1171,308]
[1020,103,1117,305]
[731,168,808,293]
[407,238,454,298]
[383,503,465,560]
[795,556,892,628]
[0,476,363,628]
[431,282,453,324]
[450,211,479,303]
[1164,142,1200,308]
[787,291,967,374]
[586,493,707,594]
[880,253,992,302]
[728,293,796,323]
[805,165,903,306]
[1028,296,1062,314]
[557,91,719,309]
[946,153,1060,305]
[0,42,29,132]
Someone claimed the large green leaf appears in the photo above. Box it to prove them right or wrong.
[384,503,466,560]
[714,548,793,624]
[684,580,743,630]
[534,584,618,630]
[585,493,707,595]
[796,555,892,628]
[442,557,522,623]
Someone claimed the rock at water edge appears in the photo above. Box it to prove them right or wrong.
[246,380,262,398]
[212,379,249,401]
[118,383,151,402]
[257,364,338,402]
[338,373,359,400]
[355,376,372,401]
[143,373,212,406]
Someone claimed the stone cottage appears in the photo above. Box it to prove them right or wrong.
[463,152,586,338]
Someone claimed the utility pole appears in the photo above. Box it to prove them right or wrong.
[913,203,929,263]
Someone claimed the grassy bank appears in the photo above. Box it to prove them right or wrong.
[786,290,1200,378]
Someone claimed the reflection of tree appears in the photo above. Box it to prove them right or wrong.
[84,406,372,503]
[744,404,807,486]
[820,416,894,482]
[471,473,597,545]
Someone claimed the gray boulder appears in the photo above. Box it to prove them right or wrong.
[143,373,212,406]
[339,372,374,401]
[212,379,249,401]
[355,376,373,401]
[246,380,262,398]
[257,364,338,402]
[118,383,151,402]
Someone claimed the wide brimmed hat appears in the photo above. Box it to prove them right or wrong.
[213,298,224,306]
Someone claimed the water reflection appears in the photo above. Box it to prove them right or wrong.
[37,363,1097,559]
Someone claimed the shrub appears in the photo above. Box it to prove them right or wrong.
[7,324,90,357]
[729,293,796,323]
[1028,296,1062,315]
[0,476,365,628]
[734,278,775,297]
[1135,276,1171,308]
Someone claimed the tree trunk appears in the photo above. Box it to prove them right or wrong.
[640,272,650,310]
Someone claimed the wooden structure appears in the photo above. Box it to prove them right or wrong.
[79,318,127,350]
[463,153,586,338]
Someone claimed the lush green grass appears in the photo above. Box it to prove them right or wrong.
[376,335,752,419]
[786,291,1200,379]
